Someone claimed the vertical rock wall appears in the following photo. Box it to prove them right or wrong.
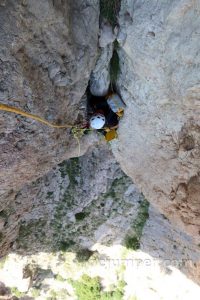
[112,0,200,243]
[0,0,100,257]
[0,0,99,201]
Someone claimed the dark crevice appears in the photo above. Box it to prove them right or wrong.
[100,0,121,28]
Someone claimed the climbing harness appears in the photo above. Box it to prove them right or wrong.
[0,103,74,129]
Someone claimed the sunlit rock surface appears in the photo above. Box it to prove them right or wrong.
[0,0,99,199]
[112,0,200,243]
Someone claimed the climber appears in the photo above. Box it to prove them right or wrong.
[88,92,125,141]
[89,113,106,129]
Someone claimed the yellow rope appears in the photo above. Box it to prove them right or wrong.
[0,103,73,129]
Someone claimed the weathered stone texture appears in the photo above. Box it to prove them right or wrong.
[0,0,99,201]
[112,0,200,243]
[12,144,142,255]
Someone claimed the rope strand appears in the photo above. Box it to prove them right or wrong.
[0,103,73,129]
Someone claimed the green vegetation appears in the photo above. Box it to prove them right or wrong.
[76,249,94,263]
[100,0,121,27]
[46,191,54,199]
[48,289,58,299]
[59,157,80,185]
[52,174,130,251]
[125,235,140,250]
[0,210,7,219]
[71,274,125,300]
[31,288,40,298]
[110,44,120,87]
[102,177,127,201]
[75,212,88,221]
[51,157,82,249]
[59,240,75,252]
[0,256,6,269]
[56,274,66,282]
[71,274,101,300]
[56,158,81,210]
[17,219,46,249]
[11,287,25,298]
[0,231,3,243]
[47,289,69,300]
[125,198,149,250]
[134,199,149,236]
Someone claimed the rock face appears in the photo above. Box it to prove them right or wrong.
[0,1,200,295]
[12,144,143,255]
[112,0,200,243]
[0,0,100,257]
[90,43,113,97]
[0,0,99,202]
[89,21,116,97]
[141,206,200,284]
[0,144,200,299]
[0,141,148,260]
[0,140,148,257]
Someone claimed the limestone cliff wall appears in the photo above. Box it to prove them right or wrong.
[113,0,200,243]
[0,0,100,256]
[0,0,99,202]
[0,0,200,284]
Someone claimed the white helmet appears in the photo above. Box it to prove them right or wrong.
[89,113,106,129]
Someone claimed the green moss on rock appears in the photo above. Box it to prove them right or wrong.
[59,157,81,186]
[75,212,88,221]
[125,198,149,250]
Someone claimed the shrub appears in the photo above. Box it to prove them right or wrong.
[59,240,75,251]
[0,257,6,269]
[31,288,40,298]
[124,199,149,250]
[71,274,101,300]
[11,287,25,298]
[71,275,125,300]
[76,249,94,262]
[125,235,140,250]
[75,212,87,221]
